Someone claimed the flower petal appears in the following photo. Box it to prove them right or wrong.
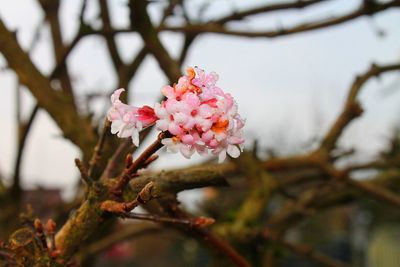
[218,149,227,163]
[227,144,240,158]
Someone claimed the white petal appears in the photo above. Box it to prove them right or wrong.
[218,150,227,163]
[162,139,180,153]
[227,145,240,158]
[110,120,122,134]
[167,144,180,153]
[195,144,208,156]
[156,120,169,131]
[180,145,194,159]
[111,88,125,103]
[118,124,133,138]
[161,138,173,146]
[131,129,140,146]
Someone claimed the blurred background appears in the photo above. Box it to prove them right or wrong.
[1,0,400,266]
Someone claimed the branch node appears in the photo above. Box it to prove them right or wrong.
[74,158,92,185]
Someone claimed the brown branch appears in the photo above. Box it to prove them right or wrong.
[99,0,123,70]
[112,132,169,196]
[102,139,133,180]
[267,183,332,230]
[102,181,156,213]
[160,0,180,25]
[161,0,400,38]
[88,120,111,180]
[39,0,75,101]
[78,223,162,258]
[122,212,215,227]
[124,164,229,200]
[75,158,91,185]
[215,0,327,24]
[346,177,400,208]
[319,62,400,153]
[230,152,278,237]
[117,46,148,98]
[129,0,181,82]
[12,103,39,196]
[193,228,251,267]
[0,18,97,156]
[160,202,251,267]
[49,0,89,80]
[178,34,197,65]
[264,233,351,267]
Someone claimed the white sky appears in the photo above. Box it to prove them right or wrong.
[0,0,400,199]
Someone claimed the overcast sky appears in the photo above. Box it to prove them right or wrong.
[0,0,400,199]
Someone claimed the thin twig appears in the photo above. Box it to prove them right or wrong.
[264,232,351,267]
[122,212,214,227]
[75,158,91,185]
[12,104,39,195]
[112,132,170,196]
[102,139,133,179]
[102,181,155,213]
[347,178,400,208]
[320,62,400,153]
[88,119,111,179]
[160,1,400,38]
[99,0,123,69]
[160,201,251,267]
[78,224,162,258]
[215,0,326,24]
[129,0,181,82]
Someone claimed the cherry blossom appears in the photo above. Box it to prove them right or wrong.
[155,67,245,162]
[107,89,156,146]
[107,67,245,162]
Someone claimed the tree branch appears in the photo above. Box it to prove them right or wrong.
[161,0,400,38]
[0,18,97,156]
[215,0,327,24]
[320,62,400,153]
[264,233,351,267]
[129,0,181,82]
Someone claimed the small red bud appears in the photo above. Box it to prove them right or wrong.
[50,249,61,258]
[192,216,215,228]
[125,154,133,168]
[34,218,43,232]
[46,219,57,234]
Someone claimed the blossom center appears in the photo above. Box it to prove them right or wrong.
[211,120,229,133]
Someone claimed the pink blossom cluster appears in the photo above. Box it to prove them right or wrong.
[107,67,245,162]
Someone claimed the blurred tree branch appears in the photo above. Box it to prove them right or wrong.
[161,0,400,38]
[1,1,400,266]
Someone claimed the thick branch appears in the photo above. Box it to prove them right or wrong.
[124,165,229,200]
[129,0,181,82]
[0,19,97,156]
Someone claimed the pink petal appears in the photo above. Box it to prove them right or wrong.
[201,130,214,143]
[180,145,194,159]
[156,119,169,131]
[168,123,183,136]
[111,88,125,103]
[181,134,194,144]
[228,136,244,145]
[161,86,176,99]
